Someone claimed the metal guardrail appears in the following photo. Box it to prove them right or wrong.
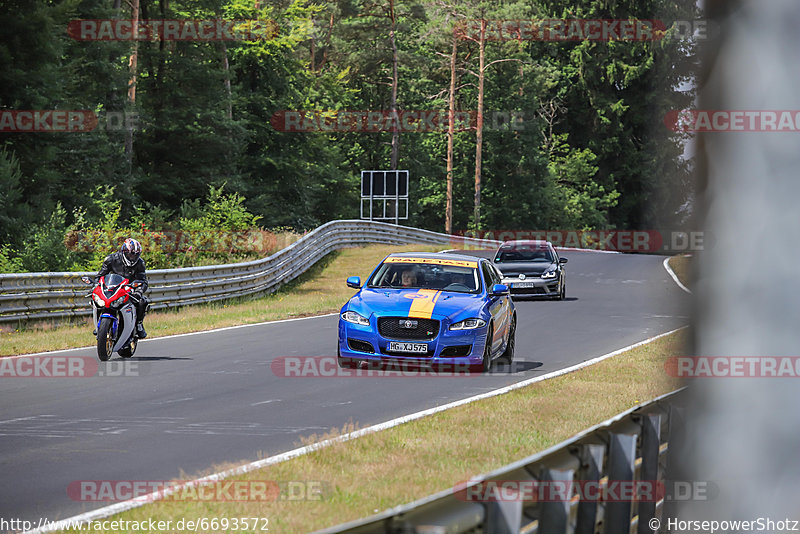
[316,388,687,534]
[0,220,499,323]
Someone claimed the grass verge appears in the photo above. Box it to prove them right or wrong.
[1,244,444,357]
[667,254,692,288]
[56,329,685,533]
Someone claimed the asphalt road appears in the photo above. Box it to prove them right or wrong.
[0,249,689,524]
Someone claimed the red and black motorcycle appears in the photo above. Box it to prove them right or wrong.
[81,274,143,361]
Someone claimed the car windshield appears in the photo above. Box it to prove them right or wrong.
[495,245,555,263]
[368,261,480,293]
[103,273,126,287]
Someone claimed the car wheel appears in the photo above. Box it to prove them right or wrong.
[555,280,565,300]
[501,315,516,364]
[471,325,494,374]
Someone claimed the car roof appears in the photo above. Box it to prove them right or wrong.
[384,251,484,264]
[499,240,552,247]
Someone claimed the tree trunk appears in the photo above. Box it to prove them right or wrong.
[221,42,232,120]
[473,18,486,229]
[445,30,457,235]
[124,0,140,168]
[389,0,400,170]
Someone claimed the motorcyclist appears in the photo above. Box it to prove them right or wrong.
[95,238,149,338]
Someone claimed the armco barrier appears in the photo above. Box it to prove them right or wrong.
[315,388,687,534]
[0,220,499,323]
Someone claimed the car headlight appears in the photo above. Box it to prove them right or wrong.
[341,310,370,326]
[92,294,105,307]
[450,318,486,330]
[542,270,557,279]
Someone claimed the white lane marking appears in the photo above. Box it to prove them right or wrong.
[4,313,338,359]
[23,326,686,534]
[663,257,691,294]
[250,399,280,406]
[150,397,193,405]
[0,416,42,425]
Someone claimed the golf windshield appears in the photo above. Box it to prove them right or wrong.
[494,245,555,263]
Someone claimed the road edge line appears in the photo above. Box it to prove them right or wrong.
[663,256,691,294]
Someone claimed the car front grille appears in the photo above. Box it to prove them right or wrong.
[378,317,440,341]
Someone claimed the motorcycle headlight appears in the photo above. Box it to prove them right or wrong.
[111,296,126,307]
[92,294,105,307]
[542,270,557,279]
[341,310,370,326]
[450,318,486,330]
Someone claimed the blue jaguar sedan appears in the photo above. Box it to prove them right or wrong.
[337,252,516,372]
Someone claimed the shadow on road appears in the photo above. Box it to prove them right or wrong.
[488,361,543,374]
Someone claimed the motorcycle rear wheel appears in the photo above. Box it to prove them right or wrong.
[119,338,137,358]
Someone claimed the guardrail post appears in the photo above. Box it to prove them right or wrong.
[574,444,605,534]
[662,405,686,520]
[605,432,637,533]
[636,414,662,534]
[484,498,523,534]
[538,468,574,534]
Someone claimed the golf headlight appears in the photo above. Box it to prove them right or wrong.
[341,310,370,326]
[450,318,486,330]
[542,270,557,279]
[92,294,105,306]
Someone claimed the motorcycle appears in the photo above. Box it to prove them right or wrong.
[81,274,143,361]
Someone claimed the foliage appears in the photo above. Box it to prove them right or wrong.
[0,0,698,272]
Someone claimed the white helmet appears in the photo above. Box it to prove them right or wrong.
[120,238,142,267]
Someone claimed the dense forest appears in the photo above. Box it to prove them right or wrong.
[0,0,698,272]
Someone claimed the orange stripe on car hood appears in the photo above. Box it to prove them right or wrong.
[407,289,442,319]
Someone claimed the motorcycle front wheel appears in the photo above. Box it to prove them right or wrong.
[96,317,115,362]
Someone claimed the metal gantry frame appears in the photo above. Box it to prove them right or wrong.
[360,170,409,225]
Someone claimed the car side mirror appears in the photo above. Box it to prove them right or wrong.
[559,257,568,264]
[490,284,508,296]
[346,276,361,289]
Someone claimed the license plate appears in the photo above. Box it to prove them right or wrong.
[389,342,428,353]
[512,282,537,288]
